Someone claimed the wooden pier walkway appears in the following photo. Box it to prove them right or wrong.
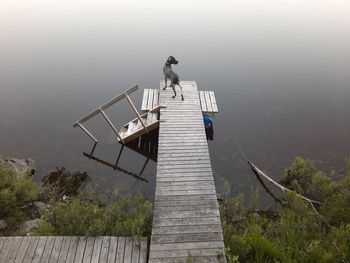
[0,236,147,263]
[149,81,225,262]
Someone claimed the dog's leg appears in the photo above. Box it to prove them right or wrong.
[178,84,184,101]
[163,77,167,90]
[171,83,177,98]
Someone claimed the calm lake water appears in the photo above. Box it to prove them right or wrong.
[1,0,349,201]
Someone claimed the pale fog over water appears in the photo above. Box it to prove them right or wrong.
[1,0,349,200]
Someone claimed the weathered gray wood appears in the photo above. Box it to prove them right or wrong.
[74,237,87,263]
[131,239,139,263]
[209,91,218,112]
[115,237,125,262]
[15,236,31,263]
[141,89,149,111]
[139,238,147,263]
[150,247,224,258]
[0,237,13,262]
[82,237,95,263]
[99,236,110,263]
[90,236,102,263]
[0,237,4,252]
[153,217,221,227]
[204,91,213,112]
[151,80,225,262]
[199,91,207,112]
[23,237,39,263]
[6,236,22,263]
[148,256,222,263]
[31,237,47,263]
[147,89,154,111]
[40,236,55,263]
[49,236,64,263]
[153,89,159,109]
[107,237,118,263]
[123,237,132,263]
[152,224,222,235]
[66,236,79,263]
[150,241,224,251]
[58,236,72,263]
[154,204,218,213]
[151,232,223,244]
[74,84,138,126]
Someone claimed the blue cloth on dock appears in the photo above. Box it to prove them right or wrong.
[203,114,213,129]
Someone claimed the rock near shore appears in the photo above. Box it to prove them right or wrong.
[3,158,35,179]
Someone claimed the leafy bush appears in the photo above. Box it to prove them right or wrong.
[222,157,350,263]
[34,195,152,239]
[0,157,39,234]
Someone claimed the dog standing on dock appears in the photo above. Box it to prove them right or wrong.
[163,56,184,100]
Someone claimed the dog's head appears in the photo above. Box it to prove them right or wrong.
[166,56,178,65]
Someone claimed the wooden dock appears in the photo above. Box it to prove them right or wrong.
[0,236,147,263]
[149,81,225,262]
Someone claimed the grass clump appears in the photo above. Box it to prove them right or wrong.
[0,157,39,234]
[34,194,152,239]
[222,157,350,263]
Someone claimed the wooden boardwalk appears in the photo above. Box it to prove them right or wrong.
[149,81,225,262]
[0,236,147,263]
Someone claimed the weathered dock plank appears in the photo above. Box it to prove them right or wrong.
[150,81,225,262]
[0,236,147,263]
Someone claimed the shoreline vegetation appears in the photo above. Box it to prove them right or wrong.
[1,156,349,262]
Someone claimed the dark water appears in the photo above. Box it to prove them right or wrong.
[1,1,350,201]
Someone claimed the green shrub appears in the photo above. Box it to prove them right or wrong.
[34,195,152,239]
[222,157,350,263]
[0,158,39,234]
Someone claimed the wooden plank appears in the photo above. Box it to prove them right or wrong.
[209,91,218,112]
[153,89,159,109]
[90,236,102,263]
[154,209,220,219]
[151,232,223,244]
[99,236,110,263]
[123,237,132,263]
[0,237,4,252]
[155,194,218,202]
[152,224,222,235]
[199,91,207,112]
[147,89,154,110]
[15,237,31,263]
[49,236,64,263]
[141,89,149,111]
[155,199,217,207]
[40,236,55,263]
[73,84,138,126]
[58,236,72,263]
[153,217,221,227]
[115,237,125,262]
[149,248,224,258]
[74,237,87,263]
[31,237,47,263]
[155,205,218,213]
[131,239,140,263]
[65,236,79,263]
[139,238,147,263]
[82,237,95,263]
[204,91,213,112]
[23,237,39,263]
[150,241,224,251]
[107,237,118,263]
[0,237,14,263]
[6,236,22,263]
[148,256,221,263]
